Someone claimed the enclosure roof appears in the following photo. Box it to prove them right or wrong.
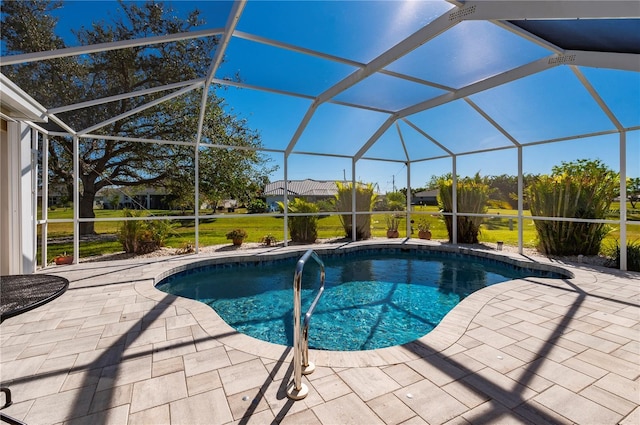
[508,19,640,54]
[1,0,639,171]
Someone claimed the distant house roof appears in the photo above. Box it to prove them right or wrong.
[414,189,439,198]
[264,179,346,197]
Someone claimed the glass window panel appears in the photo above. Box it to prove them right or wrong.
[386,20,552,89]
[294,103,390,156]
[334,73,446,112]
[218,37,357,96]
[470,67,616,144]
[580,68,640,129]
[237,1,452,63]
[404,99,515,154]
[218,86,312,151]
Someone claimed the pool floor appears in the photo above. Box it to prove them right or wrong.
[156,251,561,350]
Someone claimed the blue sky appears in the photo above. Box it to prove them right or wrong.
[39,1,640,191]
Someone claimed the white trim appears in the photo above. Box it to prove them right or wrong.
[0,28,224,66]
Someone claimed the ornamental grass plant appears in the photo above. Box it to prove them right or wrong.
[334,181,377,240]
[279,197,318,243]
[438,173,490,243]
[527,159,618,256]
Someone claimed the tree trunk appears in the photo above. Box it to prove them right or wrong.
[79,193,96,235]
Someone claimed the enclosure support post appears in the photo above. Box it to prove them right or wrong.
[451,155,457,245]
[73,136,79,264]
[352,159,357,242]
[282,153,290,247]
[406,161,412,236]
[42,134,48,268]
[619,131,627,271]
[517,147,524,255]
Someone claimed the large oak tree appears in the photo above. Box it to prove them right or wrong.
[1,0,274,234]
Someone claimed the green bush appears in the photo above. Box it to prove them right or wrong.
[527,159,618,255]
[385,191,406,211]
[335,181,377,240]
[438,174,490,243]
[147,219,173,247]
[604,239,640,272]
[279,198,318,243]
[247,199,268,214]
[119,210,147,254]
[119,210,174,254]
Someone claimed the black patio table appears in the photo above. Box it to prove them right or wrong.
[1,274,69,425]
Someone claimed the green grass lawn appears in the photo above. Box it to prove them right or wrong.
[39,204,639,263]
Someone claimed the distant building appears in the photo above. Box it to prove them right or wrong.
[412,189,439,206]
[263,179,346,211]
[96,186,174,210]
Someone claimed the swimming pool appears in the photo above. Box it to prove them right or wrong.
[156,248,565,351]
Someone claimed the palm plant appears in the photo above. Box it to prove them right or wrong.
[527,159,618,255]
[334,181,377,240]
[278,198,318,243]
[438,173,490,244]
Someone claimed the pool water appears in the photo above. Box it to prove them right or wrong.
[156,251,560,351]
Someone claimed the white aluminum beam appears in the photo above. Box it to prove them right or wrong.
[571,66,624,131]
[399,55,556,119]
[285,5,464,155]
[78,82,202,135]
[234,30,455,93]
[48,78,205,114]
[353,117,398,160]
[0,28,224,66]
[193,0,246,254]
[619,131,628,271]
[401,118,455,156]
[395,122,410,162]
[463,1,640,21]
[0,73,48,122]
[464,98,521,146]
[568,50,640,73]
[194,1,245,145]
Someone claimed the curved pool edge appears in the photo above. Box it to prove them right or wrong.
[139,240,575,368]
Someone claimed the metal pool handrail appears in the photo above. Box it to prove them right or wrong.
[287,249,325,400]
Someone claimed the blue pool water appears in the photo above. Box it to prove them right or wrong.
[156,250,563,351]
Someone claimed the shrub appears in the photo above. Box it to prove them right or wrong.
[247,199,268,214]
[315,199,335,212]
[604,239,640,272]
[119,210,174,254]
[385,191,407,211]
[438,173,490,243]
[527,159,618,255]
[335,182,377,240]
[278,198,318,243]
[147,219,173,247]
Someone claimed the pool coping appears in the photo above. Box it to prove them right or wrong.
[135,239,576,368]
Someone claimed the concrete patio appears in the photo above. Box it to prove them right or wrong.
[1,241,638,424]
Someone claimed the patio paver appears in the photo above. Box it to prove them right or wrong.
[0,240,638,424]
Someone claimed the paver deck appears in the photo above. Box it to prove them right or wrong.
[1,240,638,424]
